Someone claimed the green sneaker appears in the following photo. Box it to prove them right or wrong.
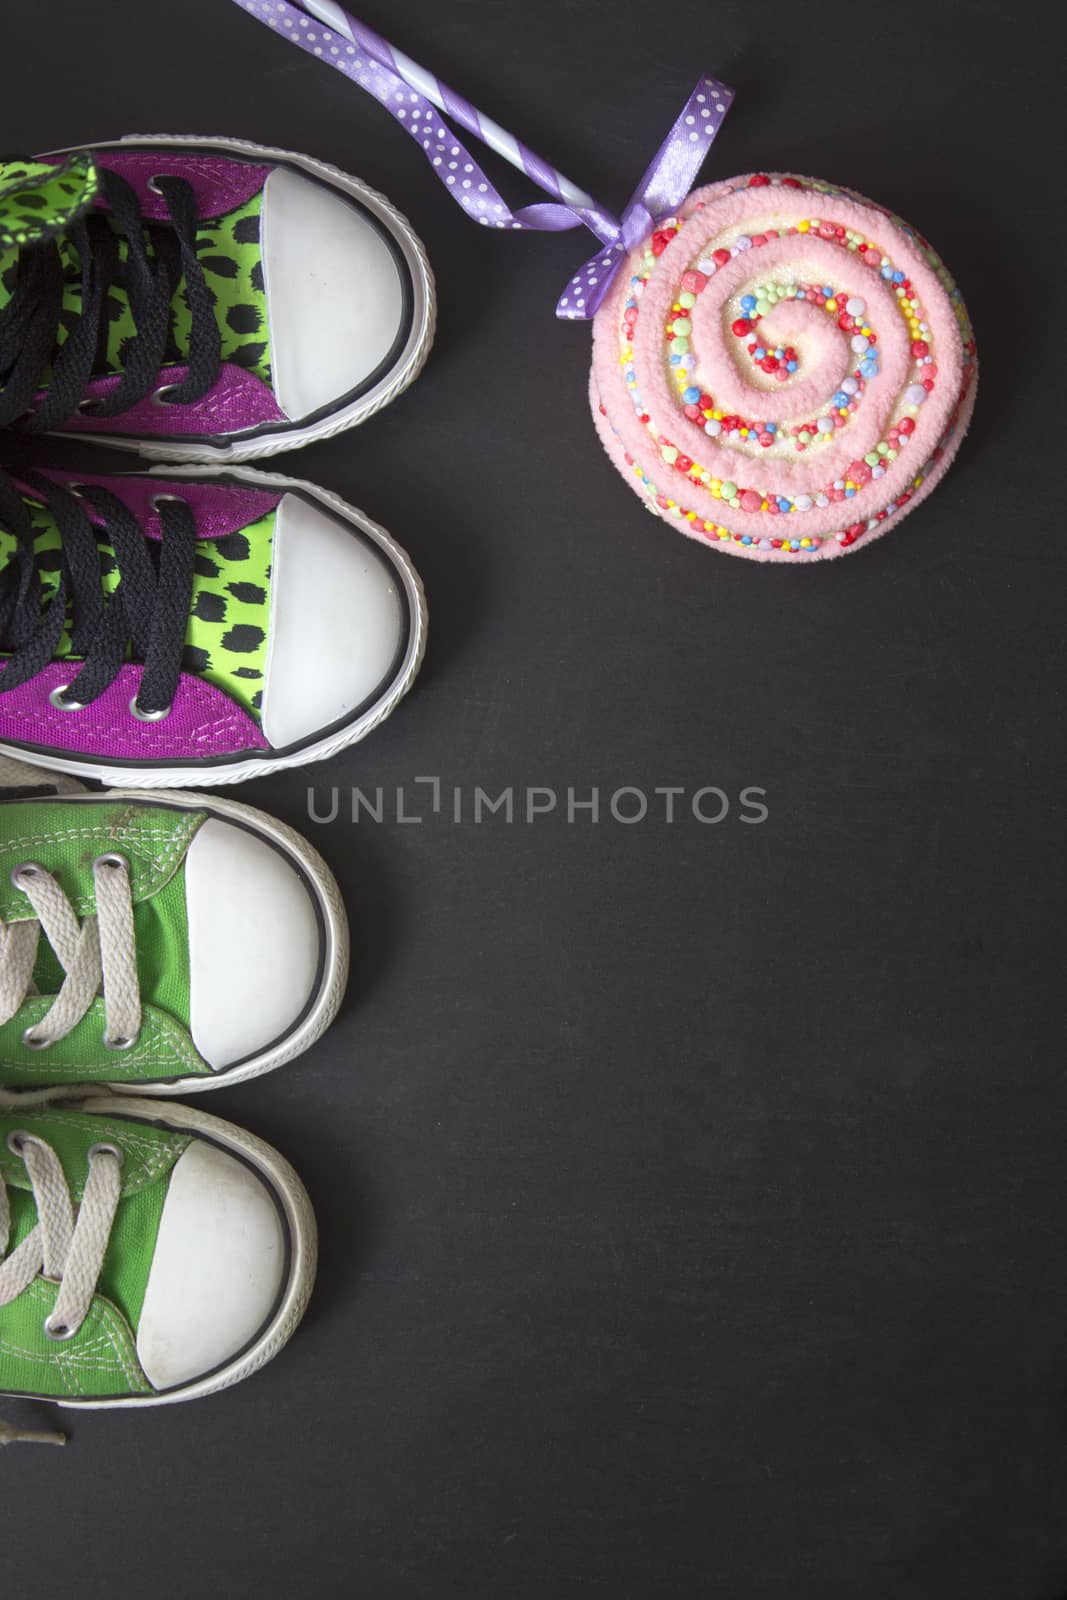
[0,758,348,1092]
[0,1093,315,1423]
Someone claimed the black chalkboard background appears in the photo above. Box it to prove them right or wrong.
[4,2,1064,1595]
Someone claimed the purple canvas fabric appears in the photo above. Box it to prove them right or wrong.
[42,149,271,223]
[55,362,288,438]
[31,470,283,542]
[0,663,268,761]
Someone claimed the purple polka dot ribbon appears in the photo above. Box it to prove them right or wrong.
[230,0,734,320]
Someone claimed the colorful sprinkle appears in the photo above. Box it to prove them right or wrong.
[601,172,975,558]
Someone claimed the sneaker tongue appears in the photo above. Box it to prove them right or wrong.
[27,835,195,1028]
[0,152,100,371]
[0,151,98,250]
[1,154,273,391]
[1,491,274,722]
[0,150,137,375]
[0,1105,187,1341]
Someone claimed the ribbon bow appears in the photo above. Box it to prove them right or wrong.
[230,0,734,319]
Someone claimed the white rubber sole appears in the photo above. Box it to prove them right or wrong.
[15,784,350,1094]
[26,1096,318,1410]
[0,463,427,788]
[47,133,436,463]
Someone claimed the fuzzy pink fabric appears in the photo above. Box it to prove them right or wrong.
[590,174,977,562]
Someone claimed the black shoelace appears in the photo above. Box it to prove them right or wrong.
[0,163,221,431]
[0,467,195,716]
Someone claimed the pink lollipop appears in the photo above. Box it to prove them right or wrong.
[591,176,976,560]
[233,3,976,563]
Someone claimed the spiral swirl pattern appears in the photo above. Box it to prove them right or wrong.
[590,174,976,561]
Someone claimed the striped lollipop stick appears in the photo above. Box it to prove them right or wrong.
[232,0,734,318]
[302,1,604,214]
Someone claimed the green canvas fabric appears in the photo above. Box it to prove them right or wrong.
[0,1000,209,1088]
[0,153,99,249]
[0,185,272,387]
[0,797,200,918]
[0,799,214,1085]
[0,498,275,718]
[30,858,193,1024]
[0,1105,188,1399]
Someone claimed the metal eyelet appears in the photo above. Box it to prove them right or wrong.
[151,384,179,407]
[77,397,103,415]
[102,1033,136,1052]
[49,684,85,711]
[20,1028,53,1051]
[10,860,42,889]
[43,1315,77,1343]
[5,1128,34,1155]
[93,852,129,874]
[87,1141,125,1166]
[150,493,188,516]
[129,697,171,722]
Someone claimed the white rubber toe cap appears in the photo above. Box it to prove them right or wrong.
[186,817,322,1070]
[137,1139,286,1391]
[261,164,408,420]
[260,492,406,750]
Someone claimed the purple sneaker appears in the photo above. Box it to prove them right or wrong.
[0,137,435,461]
[0,460,426,786]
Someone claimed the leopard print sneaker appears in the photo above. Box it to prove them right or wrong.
[0,459,426,785]
[0,138,435,460]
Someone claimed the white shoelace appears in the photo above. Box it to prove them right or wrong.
[0,1121,123,1446]
[0,856,142,1051]
[0,755,86,796]
[0,760,136,1445]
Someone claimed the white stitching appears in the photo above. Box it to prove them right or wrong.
[0,1114,188,1193]
[0,708,263,748]
[1,1006,209,1076]
[0,1282,149,1394]
[0,812,199,916]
